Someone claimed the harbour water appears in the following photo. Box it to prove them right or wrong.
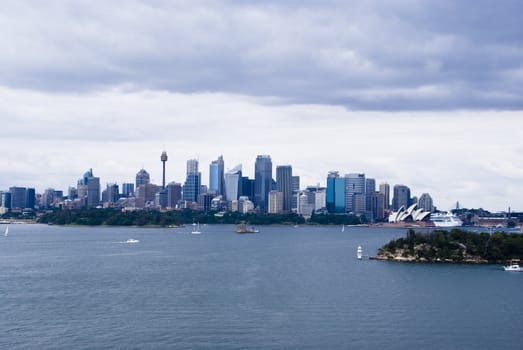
[1,224,522,349]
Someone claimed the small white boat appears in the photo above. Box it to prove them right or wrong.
[191,223,201,235]
[341,224,345,232]
[503,260,523,271]
[4,226,8,237]
[357,246,363,260]
[125,238,140,244]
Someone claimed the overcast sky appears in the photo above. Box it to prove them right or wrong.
[1,0,522,211]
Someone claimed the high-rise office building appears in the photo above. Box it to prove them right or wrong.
[186,159,198,175]
[240,177,255,200]
[254,155,272,212]
[371,192,386,221]
[10,187,27,209]
[1,191,11,209]
[26,188,35,209]
[392,184,411,210]
[121,183,134,197]
[103,183,119,205]
[87,176,100,208]
[418,193,434,212]
[291,175,300,211]
[345,173,365,214]
[365,178,376,212]
[183,159,201,203]
[224,164,242,201]
[326,171,346,213]
[268,190,283,214]
[68,186,78,200]
[209,155,225,196]
[42,188,56,208]
[379,183,390,209]
[136,169,150,188]
[276,165,292,213]
[166,182,182,208]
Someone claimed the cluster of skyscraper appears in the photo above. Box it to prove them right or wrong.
[0,151,435,221]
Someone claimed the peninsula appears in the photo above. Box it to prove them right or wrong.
[374,229,523,264]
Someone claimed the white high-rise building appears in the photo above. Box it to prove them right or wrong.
[268,190,283,214]
[224,164,242,201]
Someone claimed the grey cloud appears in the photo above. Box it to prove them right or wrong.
[0,0,522,110]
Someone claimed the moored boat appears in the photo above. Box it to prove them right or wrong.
[503,260,523,271]
[236,223,259,234]
[357,246,363,260]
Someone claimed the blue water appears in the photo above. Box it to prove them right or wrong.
[1,224,522,349]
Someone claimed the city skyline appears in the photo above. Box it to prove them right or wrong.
[1,1,522,211]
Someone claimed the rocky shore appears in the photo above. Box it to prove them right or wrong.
[373,228,523,264]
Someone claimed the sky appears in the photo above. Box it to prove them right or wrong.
[1,0,522,211]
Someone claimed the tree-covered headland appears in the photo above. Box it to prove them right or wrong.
[377,228,523,263]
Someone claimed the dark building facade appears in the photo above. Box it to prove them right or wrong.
[254,155,272,212]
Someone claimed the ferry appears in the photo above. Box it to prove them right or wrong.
[430,212,463,227]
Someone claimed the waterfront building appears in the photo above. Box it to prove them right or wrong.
[326,171,338,213]
[305,185,326,213]
[345,173,365,214]
[239,196,254,214]
[296,192,313,216]
[268,190,283,214]
[9,187,27,209]
[379,183,390,209]
[254,155,272,212]
[209,156,225,196]
[392,184,411,211]
[276,165,292,213]
[26,188,35,210]
[418,193,434,213]
[224,165,242,201]
[135,169,150,188]
[0,191,11,211]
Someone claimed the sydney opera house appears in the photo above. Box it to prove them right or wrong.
[388,203,432,223]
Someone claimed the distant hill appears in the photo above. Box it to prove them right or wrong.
[374,229,523,263]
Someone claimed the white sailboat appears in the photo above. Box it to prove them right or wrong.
[191,223,201,235]
[4,226,8,237]
[357,246,363,260]
[341,224,345,232]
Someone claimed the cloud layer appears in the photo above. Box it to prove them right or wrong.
[1,0,522,109]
